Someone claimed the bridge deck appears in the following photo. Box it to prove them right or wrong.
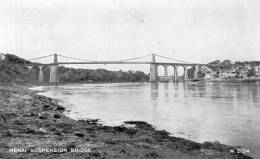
[28,61,204,66]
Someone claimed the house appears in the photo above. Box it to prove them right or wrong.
[204,72,215,79]
[219,69,237,78]
[0,53,5,60]
[200,66,215,79]
[238,70,247,78]
[255,66,260,76]
[244,64,252,71]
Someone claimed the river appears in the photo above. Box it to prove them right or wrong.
[31,82,260,158]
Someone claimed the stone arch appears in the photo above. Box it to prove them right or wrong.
[186,66,194,79]
[27,66,40,81]
[191,65,200,79]
[28,65,50,82]
[177,66,184,81]
[42,65,51,82]
[157,65,166,81]
[168,65,175,82]
[184,65,193,80]
[169,65,179,82]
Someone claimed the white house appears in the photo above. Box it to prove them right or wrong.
[219,70,237,78]
[0,53,5,60]
[204,72,215,79]
[255,66,260,76]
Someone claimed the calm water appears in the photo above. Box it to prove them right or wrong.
[31,82,260,158]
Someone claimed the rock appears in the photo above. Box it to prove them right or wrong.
[4,130,12,137]
[124,121,154,130]
[144,151,160,159]
[13,119,23,125]
[24,127,37,134]
[38,128,47,133]
[48,126,56,132]
[125,128,137,136]
[42,105,51,110]
[74,131,84,137]
[30,112,38,116]
[55,106,65,111]
[0,115,6,123]
[53,114,61,119]
[113,126,127,132]
[54,129,62,136]
[38,112,48,120]
[90,151,102,158]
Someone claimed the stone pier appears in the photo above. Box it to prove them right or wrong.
[49,65,59,83]
[174,66,178,83]
[49,54,59,83]
[38,65,44,82]
[183,66,188,81]
[164,65,168,82]
[150,54,158,82]
[194,65,199,79]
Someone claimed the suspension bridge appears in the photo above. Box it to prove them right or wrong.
[26,53,206,83]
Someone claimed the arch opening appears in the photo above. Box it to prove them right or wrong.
[168,65,175,82]
[157,65,165,81]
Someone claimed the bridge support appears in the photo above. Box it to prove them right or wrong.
[174,66,178,83]
[164,65,168,82]
[150,54,158,82]
[183,66,188,81]
[49,54,59,83]
[194,65,199,79]
[38,65,44,82]
[49,65,59,83]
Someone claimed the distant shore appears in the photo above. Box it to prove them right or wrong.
[0,84,253,159]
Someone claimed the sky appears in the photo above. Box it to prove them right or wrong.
[1,0,260,73]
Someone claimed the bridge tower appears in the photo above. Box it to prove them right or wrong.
[150,54,158,82]
[49,54,59,83]
[38,65,44,82]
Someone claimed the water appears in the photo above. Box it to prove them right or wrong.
[31,82,260,158]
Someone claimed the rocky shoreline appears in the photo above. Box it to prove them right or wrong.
[0,85,253,159]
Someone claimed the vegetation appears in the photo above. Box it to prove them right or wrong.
[207,59,260,71]
[0,54,149,83]
[58,66,149,83]
[0,54,35,83]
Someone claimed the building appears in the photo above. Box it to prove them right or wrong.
[255,66,260,76]
[219,69,237,78]
[0,53,5,60]
[238,70,247,78]
[204,72,215,79]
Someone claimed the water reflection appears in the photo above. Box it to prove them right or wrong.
[150,83,159,100]
[34,82,260,158]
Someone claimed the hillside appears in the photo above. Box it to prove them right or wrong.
[0,54,149,83]
[0,54,35,83]
[207,59,260,71]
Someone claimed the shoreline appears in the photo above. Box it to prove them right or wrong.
[0,84,253,159]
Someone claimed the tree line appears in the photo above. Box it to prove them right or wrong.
[58,66,149,83]
[0,54,149,83]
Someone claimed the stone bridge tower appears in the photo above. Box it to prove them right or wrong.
[150,54,158,82]
[49,54,59,83]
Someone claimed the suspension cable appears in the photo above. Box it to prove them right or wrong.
[154,54,194,64]
[118,54,152,62]
[57,54,95,62]
[29,54,54,61]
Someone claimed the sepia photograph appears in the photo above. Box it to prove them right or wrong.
[0,0,259,158]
